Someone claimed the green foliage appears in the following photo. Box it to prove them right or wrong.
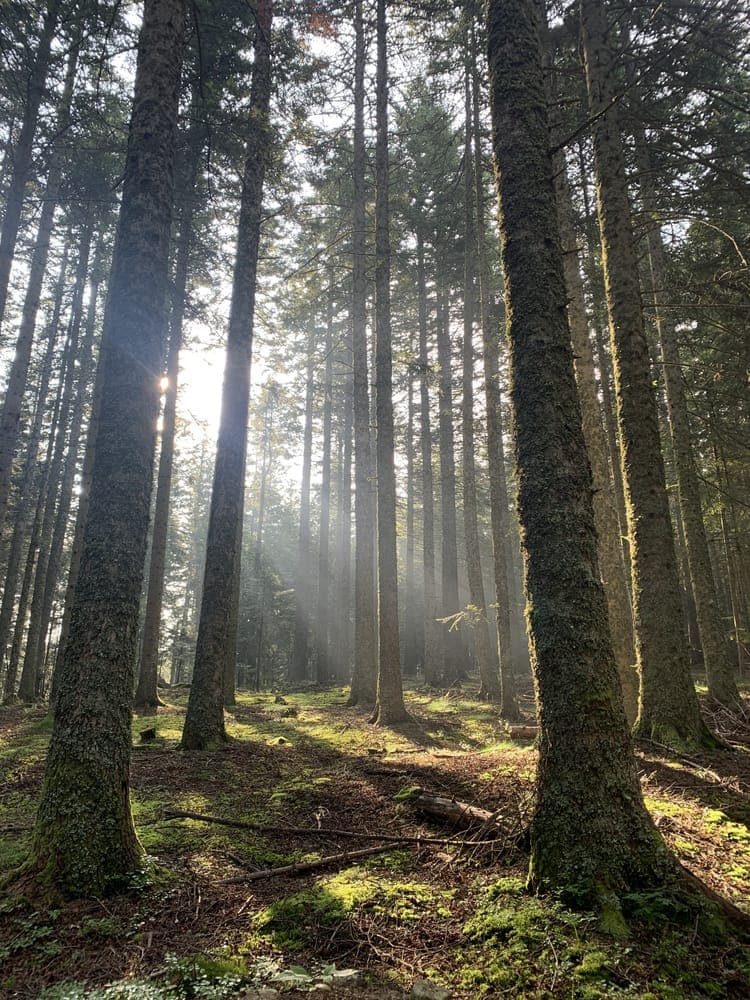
[0,908,62,961]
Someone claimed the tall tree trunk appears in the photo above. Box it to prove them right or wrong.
[403,353,420,676]
[250,390,274,691]
[576,142,629,557]
[51,268,107,703]
[348,0,377,707]
[543,52,637,719]
[25,230,100,699]
[0,0,60,332]
[371,0,407,726]
[436,283,469,684]
[469,26,519,719]
[0,241,69,691]
[315,280,334,683]
[135,104,203,710]
[0,30,79,528]
[486,0,677,912]
[461,46,501,702]
[416,228,440,687]
[290,325,316,683]
[634,136,742,712]
[579,0,715,748]
[335,354,353,679]
[32,0,185,897]
[18,225,93,702]
[182,0,272,749]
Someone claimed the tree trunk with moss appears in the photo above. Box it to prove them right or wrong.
[348,0,377,707]
[371,0,408,726]
[579,0,714,748]
[486,0,677,911]
[181,0,272,749]
[31,0,185,897]
[634,135,742,713]
[547,122,637,720]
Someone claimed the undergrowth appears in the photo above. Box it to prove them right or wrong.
[1,686,748,999]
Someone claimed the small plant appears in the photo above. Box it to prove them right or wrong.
[271,963,360,991]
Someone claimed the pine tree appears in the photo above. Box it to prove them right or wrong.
[31,0,186,896]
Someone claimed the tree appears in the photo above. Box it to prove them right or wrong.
[181,0,273,749]
[469,16,519,719]
[460,41,501,703]
[371,0,408,726]
[485,0,677,915]
[542,29,637,722]
[135,72,207,710]
[579,0,716,748]
[348,0,377,708]
[0,0,60,335]
[31,0,186,896]
[633,133,743,714]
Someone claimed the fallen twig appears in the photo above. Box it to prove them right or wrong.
[220,844,398,884]
[162,809,502,847]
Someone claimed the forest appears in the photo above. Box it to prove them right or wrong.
[0,0,749,997]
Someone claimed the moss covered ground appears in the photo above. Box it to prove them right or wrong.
[1,684,749,998]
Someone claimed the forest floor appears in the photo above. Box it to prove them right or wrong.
[1,681,749,1000]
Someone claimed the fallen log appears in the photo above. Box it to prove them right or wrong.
[411,792,500,832]
[506,725,538,741]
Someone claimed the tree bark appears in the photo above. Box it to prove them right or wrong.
[486,0,677,909]
[182,0,272,749]
[579,0,715,748]
[543,45,637,720]
[371,0,408,726]
[348,0,377,707]
[32,0,185,897]
[576,142,629,558]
